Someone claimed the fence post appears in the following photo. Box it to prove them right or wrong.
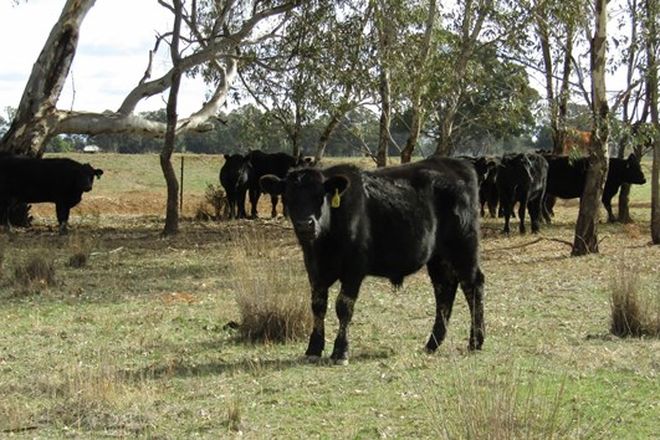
[179,156,184,213]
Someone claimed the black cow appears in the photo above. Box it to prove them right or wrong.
[245,150,299,218]
[543,154,646,222]
[219,154,250,219]
[496,153,548,234]
[0,156,103,234]
[458,156,501,218]
[260,156,485,365]
[477,157,500,218]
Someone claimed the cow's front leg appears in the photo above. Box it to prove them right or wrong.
[270,194,278,218]
[460,269,485,351]
[305,286,328,361]
[330,281,361,365]
[56,203,70,235]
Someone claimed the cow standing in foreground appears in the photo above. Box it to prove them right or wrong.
[219,154,250,219]
[543,154,647,222]
[260,156,485,365]
[496,153,548,234]
[0,156,103,234]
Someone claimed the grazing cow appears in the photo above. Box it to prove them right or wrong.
[219,154,250,219]
[245,150,299,218]
[0,156,103,234]
[543,154,646,222]
[496,153,548,234]
[260,156,485,365]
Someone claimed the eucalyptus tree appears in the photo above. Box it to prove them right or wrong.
[572,0,610,256]
[430,0,532,156]
[644,0,660,243]
[440,46,539,152]
[399,0,437,163]
[613,0,650,222]
[531,0,584,154]
[240,0,374,162]
[1,0,301,232]
[369,0,440,165]
[0,0,302,157]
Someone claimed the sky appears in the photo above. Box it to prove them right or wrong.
[0,0,213,116]
[0,1,632,121]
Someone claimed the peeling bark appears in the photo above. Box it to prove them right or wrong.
[0,0,96,156]
[572,0,609,256]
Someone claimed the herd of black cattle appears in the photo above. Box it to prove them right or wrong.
[220,150,647,235]
[0,150,648,362]
[0,150,645,237]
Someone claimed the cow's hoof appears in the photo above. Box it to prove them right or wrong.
[333,358,349,366]
[304,355,321,363]
[424,346,437,354]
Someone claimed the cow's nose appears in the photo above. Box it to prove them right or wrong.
[294,218,314,230]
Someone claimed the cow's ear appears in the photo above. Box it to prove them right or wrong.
[94,168,104,179]
[260,175,285,195]
[323,175,349,196]
[627,153,638,163]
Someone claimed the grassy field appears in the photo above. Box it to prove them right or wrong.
[0,153,658,439]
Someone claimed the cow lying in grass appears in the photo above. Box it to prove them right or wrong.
[260,156,485,365]
[0,156,103,234]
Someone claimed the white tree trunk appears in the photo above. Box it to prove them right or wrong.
[572,0,609,256]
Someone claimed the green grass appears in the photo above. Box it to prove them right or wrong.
[0,153,658,438]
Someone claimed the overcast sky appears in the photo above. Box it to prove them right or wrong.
[0,0,213,116]
[1,1,632,121]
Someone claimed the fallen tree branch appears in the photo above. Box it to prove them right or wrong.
[483,236,573,253]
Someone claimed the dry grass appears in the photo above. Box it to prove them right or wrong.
[224,397,243,433]
[66,234,94,268]
[229,225,312,343]
[610,261,660,338]
[42,363,156,434]
[195,184,227,221]
[12,254,56,294]
[420,363,584,440]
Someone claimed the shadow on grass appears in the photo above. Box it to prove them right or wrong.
[131,347,394,380]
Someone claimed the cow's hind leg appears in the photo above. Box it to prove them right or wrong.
[330,280,362,365]
[518,195,528,234]
[305,285,329,361]
[528,195,543,233]
[248,187,260,219]
[425,257,458,353]
[460,268,485,351]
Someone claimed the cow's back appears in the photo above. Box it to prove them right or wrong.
[0,157,81,203]
[355,157,479,281]
[545,156,588,199]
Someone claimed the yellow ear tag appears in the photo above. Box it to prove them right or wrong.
[331,188,341,208]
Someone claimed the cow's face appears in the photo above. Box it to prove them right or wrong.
[261,169,348,243]
[78,164,103,192]
[625,154,646,184]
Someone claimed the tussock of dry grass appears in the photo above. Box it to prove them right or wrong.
[610,262,660,338]
[195,184,227,221]
[230,226,311,343]
[420,365,578,439]
[43,364,156,434]
[12,254,56,294]
[66,235,94,268]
